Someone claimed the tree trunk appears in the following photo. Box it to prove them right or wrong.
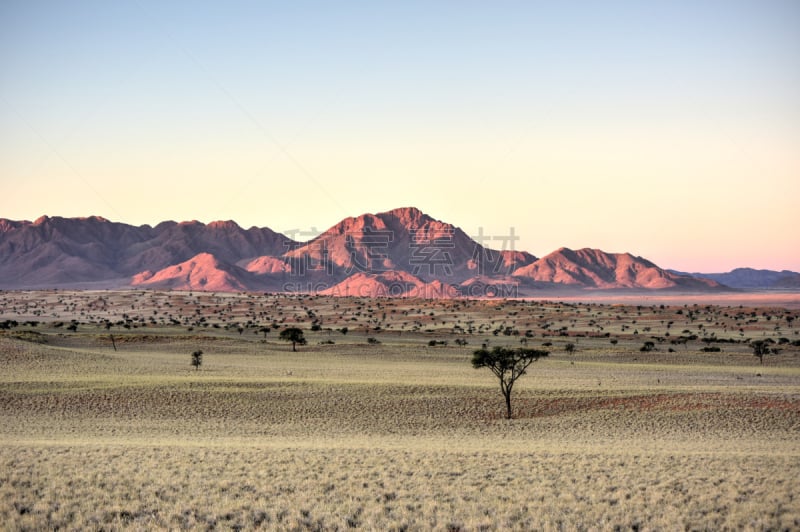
[292,342,296,352]
[504,391,512,419]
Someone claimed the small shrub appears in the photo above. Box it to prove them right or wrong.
[191,350,203,370]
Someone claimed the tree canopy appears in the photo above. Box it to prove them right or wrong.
[279,327,307,352]
[751,340,771,365]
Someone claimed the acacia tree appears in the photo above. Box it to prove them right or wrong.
[751,340,770,365]
[279,327,307,352]
[472,346,549,419]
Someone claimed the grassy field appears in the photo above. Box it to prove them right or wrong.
[1,290,799,530]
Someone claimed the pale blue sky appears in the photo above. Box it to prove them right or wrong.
[1,1,798,271]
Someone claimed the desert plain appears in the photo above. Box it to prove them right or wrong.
[1,289,799,530]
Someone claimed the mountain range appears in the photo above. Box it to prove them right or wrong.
[0,207,791,297]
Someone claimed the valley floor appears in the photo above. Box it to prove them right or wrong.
[1,291,799,530]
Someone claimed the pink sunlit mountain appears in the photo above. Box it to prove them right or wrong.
[0,207,732,296]
[282,207,536,283]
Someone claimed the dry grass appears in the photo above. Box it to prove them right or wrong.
[1,291,799,530]
[2,445,798,531]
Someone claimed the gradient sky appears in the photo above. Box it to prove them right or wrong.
[1,1,798,272]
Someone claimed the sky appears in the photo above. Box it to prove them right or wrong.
[1,1,798,273]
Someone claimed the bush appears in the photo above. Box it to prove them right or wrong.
[191,350,203,370]
[366,337,381,345]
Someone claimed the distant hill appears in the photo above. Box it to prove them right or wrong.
[131,252,254,292]
[670,268,800,290]
[0,208,736,296]
[513,247,720,290]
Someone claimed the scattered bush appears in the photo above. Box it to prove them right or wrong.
[191,350,203,370]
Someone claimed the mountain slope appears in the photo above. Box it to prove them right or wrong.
[318,270,459,298]
[117,219,294,273]
[131,253,253,292]
[0,216,153,286]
